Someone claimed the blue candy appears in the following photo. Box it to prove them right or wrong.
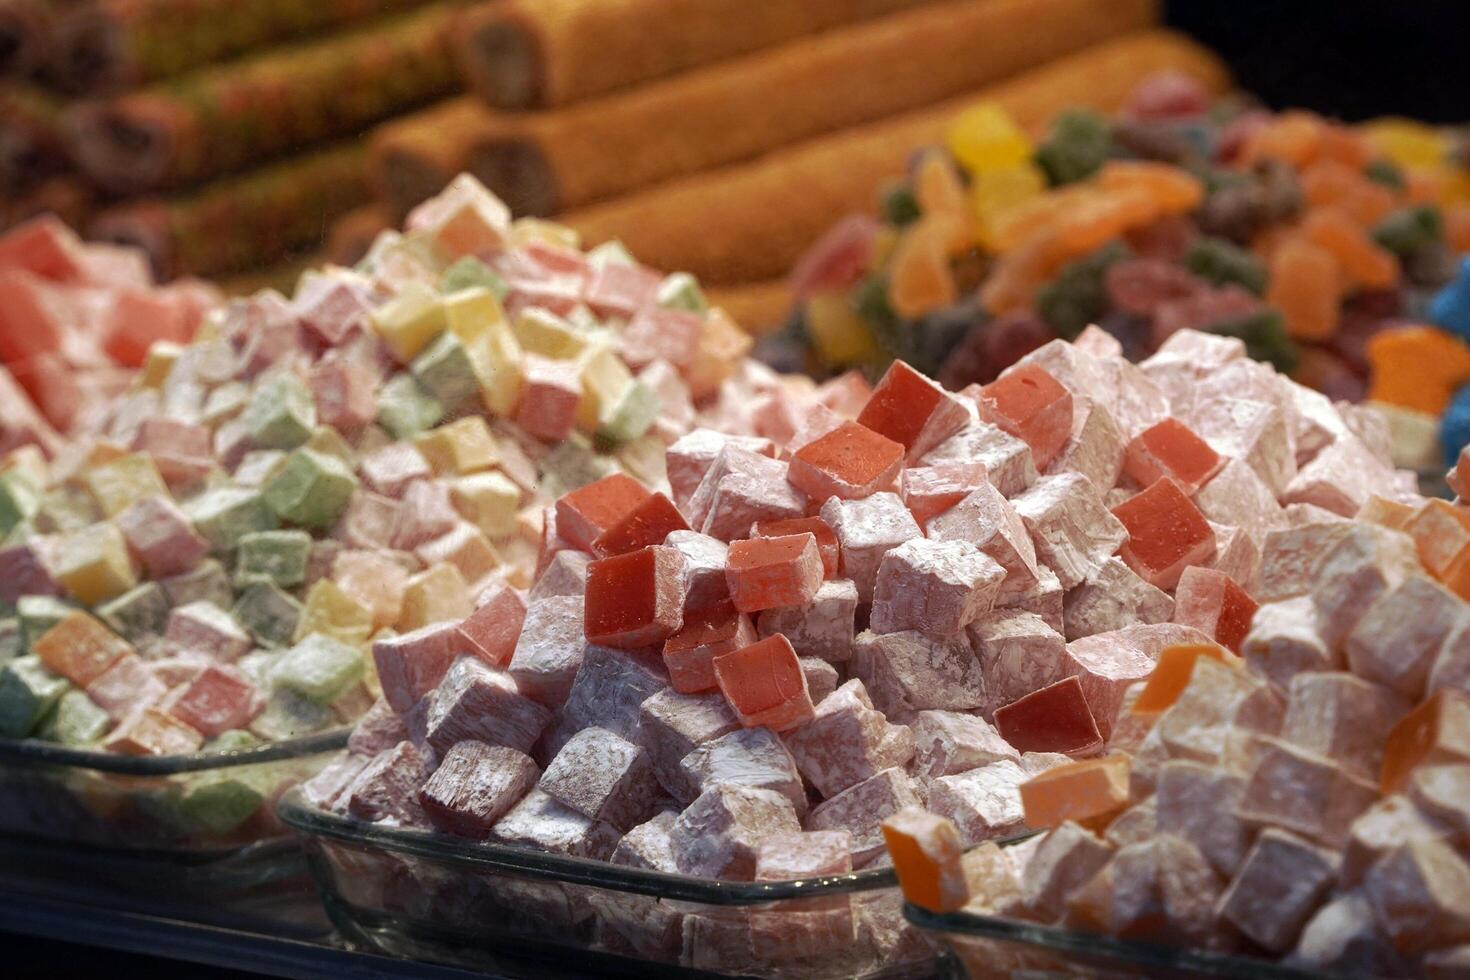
[1440,383,1470,468]
[1430,257,1470,343]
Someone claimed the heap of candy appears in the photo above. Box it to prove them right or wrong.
[0,215,217,445]
[0,175,751,767]
[307,284,1432,968]
[774,71,1470,470]
[879,347,1470,971]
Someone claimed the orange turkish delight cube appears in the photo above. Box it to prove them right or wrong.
[1122,418,1222,494]
[584,546,685,649]
[663,602,757,694]
[591,492,690,558]
[555,472,651,552]
[977,365,1074,469]
[788,421,904,501]
[1019,753,1131,830]
[1129,642,1236,715]
[856,360,969,461]
[725,534,825,613]
[882,807,970,913]
[32,610,131,686]
[1381,689,1470,793]
[1111,477,1217,590]
[752,516,839,579]
[713,633,814,732]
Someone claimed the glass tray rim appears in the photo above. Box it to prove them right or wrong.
[279,787,1034,907]
[903,904,1343,980]
[0,728,350,776]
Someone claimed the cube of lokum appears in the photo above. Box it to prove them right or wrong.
[455,583,527,668]
[1019,753,1130,830]
[663,604,755,694]
[98,583,171,642]
[299,577,375,643]
[785,680,915,798]
[0,541,62,606]
[584,546,685,649]
[977,365,1074,469]
[851,629,985,717]
[1171,566,1257,653]
[1191,396,1295,499]
[42,689,112,746]
[1062,624,1212,740]
[371,621,459,713]
[540,726,659,832]
[32,611,129,686]
[1310,524,1421,652]
[713,634,814,732]
[414,417,499,476]
[818,493,922,602]
[554,474,650,554]
[1281,672,1409,782]
[1218,829,1338,953]
[557,644,669,744]
[262,448,359,530]
[1011,473,1127,590]
[105,706,204,756]
[1049,398,1125,493]
[234,529,311,588]
[698,453,807,542]
[679,724,806,814]
[166,601,252,661]
[423,656,552,756]
[928,760,1029,845]
[84,453,169,518]
[53,523,137,606]
[808,768,924,865]
[167,664,261,738]
[493,787,620,860]
[756,579,859,663]
[1283,432,1396,518]
[509,595,586,706]
[414,521,501,586]
[241,373,316,450]
[899,462,988,526]
[271,633,366,705]
[1237,736,1379,847]
[665,530,729,612]
[639,688,740,799]
[751,517,839,579]
[788,422,904,501]
[993,676,1103,756]
[1110,478,1216,590]
[1194,458,1282,547]
[1063,557,1174,642]
[1345,575,1461,699]
[910,711,1019,779]
[345,741,431,827]
[1122,418,1222,493]
[1019,822,1114,922]
[882,809,969,914]
[419,741,539,839]
[664,429,777,512]
[725,534,823,613]
[591,493,688,558]
[870,538,1004,636]
[968,610,1067,716]
[85,653,166,720]
[920,418,1038,498]
[0,657,69,737]
[857,360,969,462]
[529,549,590,600]
[1381,690,1470,793]
[116,495,208,579]
[672,783,801,879]
[1155,760,1251,877]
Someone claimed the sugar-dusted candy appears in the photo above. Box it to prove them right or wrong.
[1219,828,1339,953]
[1020,754,1130,830]
[1012,473,1127,590]
[857,360,969,462]
[493,786,620,860]
[455,583,527,668]
[98,583,171,642]
[422,657,551,757]
[1241,596,1335,690]
[1064,624,1211,739]
[241,373,316,451]
[555,473,650,554]
[509,596,586,706]
[851,629,984,717]
[1019,821,1114,922]
[1380,690,1470,794]
[870,538,1004,636]
[1361,834,1470,953]
[1237,736,1378,848]
[298,577,376,644]
[713,634,813,733]
[344,741,431,828]
[899,462,988,526]
[84,453,170,518]
[993,676,1102,756]
[664,430,777,513]
[977,365,1074,470]
[926,481,1039,598]
[1344,575,1461,699]
[725,534,824,613]
[31,611,129,686]
[1110,477,1216,590]
[968,610,1067,715]
[271,634,366,705]
[0,656,69,737]
[184,487,279,552]
[1281,672,1409,783]
[419,741,539,840]
[751,517,839,580]
[591,493,688,559]
[1310,523,1422,652]
[540,726,659,832]
[788,422,904,502]
[785,680,914,798]
[52,522,137,606]
[234,529,311,588]
[756,579,859,663]
[359,444,431,499]
[1063,557,1174,642]
[42,689,112,746]
[262,448,359,530]
[809,768,924,866]
[166,601,252,662]
[1153,760,1251,878]
[911,711,1019,779]
[671,783,801,880]
[414,417,499,476]
[105,706,205,757]
[679,726,806,816]
[882,808,969,914]
[663,604,755,695]
[927,759,1028,845]
[557,644,668,744]
[639,688,739,800]
[920,416,1038,498]
[86,653,166,721]
[584,546,685,649]
[664,530,728,613]
[1169,567,1257,653]
[167,664,261,738]
[371,622,459,714]
[0,541,62,606]
[697,449,806,542]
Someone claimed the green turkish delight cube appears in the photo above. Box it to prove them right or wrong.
[270,633,366,705]
[262,449,358,530]
[235,529,312,588]
[0,656,69,737]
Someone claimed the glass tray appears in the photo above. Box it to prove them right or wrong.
[0,730,348,915]
[905,905,1343,979]
[279,787,969,979]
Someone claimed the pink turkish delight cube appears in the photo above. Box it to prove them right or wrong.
[784,679,915,798]
[670,783,801,880]
[421,656,551,756]
[539,726,660,832]
[870,538,1005,636]
[116,495,209,578]
[166,664,261,737]
[372,621,460,713]
[456,582,528,667]
[819,493,922,602]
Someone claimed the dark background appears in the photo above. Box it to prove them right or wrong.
[5,2,1468,976]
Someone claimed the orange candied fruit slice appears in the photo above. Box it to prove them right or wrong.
[1301,207,1399,290]
[1267,237,1341,341]
[1096,160,1205,214]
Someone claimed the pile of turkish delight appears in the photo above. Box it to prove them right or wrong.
[0,175,747,773]
[877,342,1470,972]
[306,201,1457,972]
